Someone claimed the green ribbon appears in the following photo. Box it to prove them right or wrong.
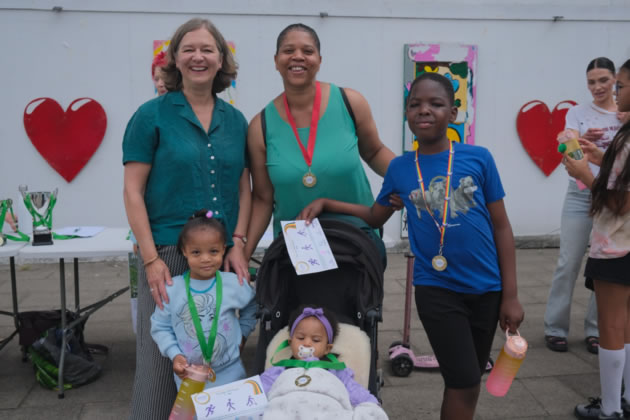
[21,195,75,240]
[270,340,346,370]
[184,270,223,364]
[23,193,56,230]
[0,200,29,242]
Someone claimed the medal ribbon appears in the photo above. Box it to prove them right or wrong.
[22,194,75,240]
[0,200,30,242]
[414,141,454,254]
[283,81,322,169]
[270,339,346,370]
[184,270,223,364]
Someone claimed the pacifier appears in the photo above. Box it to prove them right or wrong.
[297,345,315,359]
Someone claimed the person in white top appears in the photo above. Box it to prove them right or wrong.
[544,57,626,355]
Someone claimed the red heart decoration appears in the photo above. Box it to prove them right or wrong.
[516,100,577,176]
[23,98,107,182]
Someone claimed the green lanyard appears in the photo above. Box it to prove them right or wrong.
[0,200,29,242]
[270,340,346,370]
[20,196,74,240]
[184,270,223,364]
[23,193,56,230]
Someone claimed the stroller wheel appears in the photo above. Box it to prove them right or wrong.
[389,341,410,350]
[391,354,414,377]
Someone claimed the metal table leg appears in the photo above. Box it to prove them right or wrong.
[58,258,67,399]
[10,256,18,330]
[74,258,80,312]
[53,257,129,398]
[0,256,20,351]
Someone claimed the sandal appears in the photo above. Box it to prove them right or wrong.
[545,335,568,352]
[585,336,599,354]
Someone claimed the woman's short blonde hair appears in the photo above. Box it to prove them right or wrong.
[162,18,237,94]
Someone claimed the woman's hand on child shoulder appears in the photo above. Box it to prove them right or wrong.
[297,198,328,224]
[499,296,524,333]
[146,258,173,310]
[173,354,189,380]
[224,244,250,286]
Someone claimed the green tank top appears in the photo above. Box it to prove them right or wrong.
[265,84,375,237]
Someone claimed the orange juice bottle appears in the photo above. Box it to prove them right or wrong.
[169,365,209,420]
[486,331,527,397]
[557,129,584,160]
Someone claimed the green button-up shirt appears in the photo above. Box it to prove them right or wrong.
[122,91,248,245]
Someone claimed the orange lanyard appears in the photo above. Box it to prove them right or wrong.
[414,141,454,254]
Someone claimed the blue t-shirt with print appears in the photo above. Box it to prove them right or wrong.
[376,143,505,294]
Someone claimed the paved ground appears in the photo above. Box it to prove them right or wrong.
[0,249,600,419]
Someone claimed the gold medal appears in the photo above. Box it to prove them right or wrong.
[284,83,322,190]
[0,235,5,246]
[208,367,216,383]
[295,373,312,387]
[432,255,447,271]
[416,143,455,274]
[302,171,317,188]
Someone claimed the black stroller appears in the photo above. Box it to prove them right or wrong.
[253,216,385,398]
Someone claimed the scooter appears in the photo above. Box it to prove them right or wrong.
[388,253,493,377]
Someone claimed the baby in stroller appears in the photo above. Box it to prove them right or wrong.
[253,217,387,418]
[260,304,387,420]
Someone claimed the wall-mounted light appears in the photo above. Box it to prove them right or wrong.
[552,16,564,22]
[52,6,63,12]
[319,12,329,18]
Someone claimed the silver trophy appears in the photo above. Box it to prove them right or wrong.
[19,185,58,246]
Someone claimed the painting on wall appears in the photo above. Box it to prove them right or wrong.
[401,43,477,238]
[403,43,478,150]
[153,40,237,105]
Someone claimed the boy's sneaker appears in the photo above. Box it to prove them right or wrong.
[622,397,630,417]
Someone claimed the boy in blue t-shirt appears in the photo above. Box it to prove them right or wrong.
[298,72,524,420]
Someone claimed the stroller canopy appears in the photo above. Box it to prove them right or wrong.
[255,217,385,331]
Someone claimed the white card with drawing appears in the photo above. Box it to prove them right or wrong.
[280,218,338,275]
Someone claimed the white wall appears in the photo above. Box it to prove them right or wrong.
[1,0,630,245]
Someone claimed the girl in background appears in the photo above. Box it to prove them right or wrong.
[544,57,624,355]
[568,59,630,420]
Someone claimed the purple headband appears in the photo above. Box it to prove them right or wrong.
[290,307,334,343]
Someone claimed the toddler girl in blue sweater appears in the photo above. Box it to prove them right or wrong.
[151,209,256,389]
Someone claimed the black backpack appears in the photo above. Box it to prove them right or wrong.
[17,310,102,390]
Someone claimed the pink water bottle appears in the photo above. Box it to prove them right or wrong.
[486,330,527,397]
[169,365,209,420]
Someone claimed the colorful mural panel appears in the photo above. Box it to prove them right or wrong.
[403,43,478,151]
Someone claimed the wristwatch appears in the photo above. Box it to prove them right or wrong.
[232,233,247,244]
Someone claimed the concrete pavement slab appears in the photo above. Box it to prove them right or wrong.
[0,250,603,419]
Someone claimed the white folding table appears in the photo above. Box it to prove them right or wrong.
[17,227,133,398]
[0,241,26,351]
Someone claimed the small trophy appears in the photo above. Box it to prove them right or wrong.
[19,185,58,246]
